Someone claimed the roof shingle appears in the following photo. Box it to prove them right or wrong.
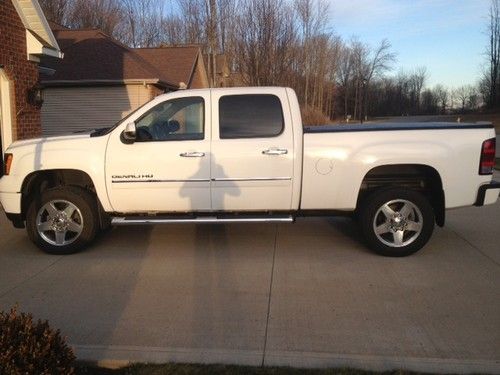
[42,28,203,89]
[134,46,201,87]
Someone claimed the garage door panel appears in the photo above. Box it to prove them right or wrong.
[41,86,151,136]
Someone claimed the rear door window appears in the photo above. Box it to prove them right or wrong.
[219,94,284,139]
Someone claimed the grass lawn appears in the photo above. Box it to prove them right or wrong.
[75,363,422,375]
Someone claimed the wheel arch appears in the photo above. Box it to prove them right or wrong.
[20,169,107,226]
[357,164,445,227]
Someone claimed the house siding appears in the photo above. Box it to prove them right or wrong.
[148,85,166,98]
[190,56,209,89]
[0,0,42,140]
[41,84,153,135]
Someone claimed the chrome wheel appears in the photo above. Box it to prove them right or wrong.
[372,199,423,248]
[36,200,84,246]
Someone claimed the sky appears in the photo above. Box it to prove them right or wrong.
[327,0,489,88]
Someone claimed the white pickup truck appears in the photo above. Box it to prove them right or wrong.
[1,87,499,256]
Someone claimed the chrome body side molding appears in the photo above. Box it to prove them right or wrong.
[111,215,294,225]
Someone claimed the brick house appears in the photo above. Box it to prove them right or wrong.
[40,26,209,135]
[0,0,62,168]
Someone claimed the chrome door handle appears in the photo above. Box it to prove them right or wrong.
[180,151,205,157]
[262,148,288,155]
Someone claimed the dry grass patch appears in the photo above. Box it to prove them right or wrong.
[76,363,424,375]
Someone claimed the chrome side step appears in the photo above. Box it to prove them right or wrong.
[111,215,294,225]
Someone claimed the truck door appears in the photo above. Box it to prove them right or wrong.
[210,88,294,211]
[105,91,211,213]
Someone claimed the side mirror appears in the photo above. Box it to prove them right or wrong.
[122,122,136,144]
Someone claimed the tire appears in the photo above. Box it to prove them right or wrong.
[359,188,435,257]
[26,186,99,255]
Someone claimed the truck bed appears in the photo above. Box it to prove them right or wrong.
[304,122,494,133]
[301,122,496,211]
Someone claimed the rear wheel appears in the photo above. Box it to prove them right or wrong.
[360,188,434,257]
[26,187,99,254]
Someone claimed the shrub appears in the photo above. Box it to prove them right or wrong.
[301,106,331,126]
[0,306,75,375]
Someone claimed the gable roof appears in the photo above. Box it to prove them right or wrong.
[48,20,69,32]
[134,46,202,87]
[11,0,62,59]
[41,28,205,90]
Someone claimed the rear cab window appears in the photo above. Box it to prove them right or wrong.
[219,94,284,139]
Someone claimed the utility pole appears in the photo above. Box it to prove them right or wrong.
[207,0,217,87]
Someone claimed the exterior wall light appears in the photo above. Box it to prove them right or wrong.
[27,84,43,107]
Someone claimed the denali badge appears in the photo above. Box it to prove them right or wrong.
[112,174,154,179]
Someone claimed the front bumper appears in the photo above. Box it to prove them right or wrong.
[475,180,500,206]
[0,191,21,213]
[0,191,24,228]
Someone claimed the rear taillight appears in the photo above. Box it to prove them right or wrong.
[479,138,496,175]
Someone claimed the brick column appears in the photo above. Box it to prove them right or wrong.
[0,0,43,141]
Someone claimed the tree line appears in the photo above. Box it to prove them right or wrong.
[483,0,500,109]
[368,70,480,117]
[39,0,485,123]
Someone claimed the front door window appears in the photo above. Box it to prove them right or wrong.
[135,97,204,141]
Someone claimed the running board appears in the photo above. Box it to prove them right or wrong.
[111,215,294,225]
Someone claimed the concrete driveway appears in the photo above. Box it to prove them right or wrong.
[0,182,499,373]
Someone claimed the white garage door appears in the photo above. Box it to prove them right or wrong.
[41,85,152,136]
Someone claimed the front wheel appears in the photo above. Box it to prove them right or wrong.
[26,187,99,255]
[359,188,435,257]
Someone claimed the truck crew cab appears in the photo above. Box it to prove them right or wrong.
[1,87,499,256]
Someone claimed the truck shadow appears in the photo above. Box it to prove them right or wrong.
[179,154,251,349]
[325,217,372,255]
[77,154,247,351]
[180,154,240,210]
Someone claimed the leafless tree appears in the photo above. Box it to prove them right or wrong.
[233,0,297,86]
[205,0,218,87]
[454,85,470,112]
[420,88,438,114]
[394,70,411,115]
[38,0,69,24]
[467,85,480,110]
[478,72,491,106]
[217,0,239,53]
[324,36,341,118]
[337,42,354,118]
[172,0,206,44]
[119,0,165,47]
[409,67,427,112]
[66,0,123,36]
[350,38,396,121]
[433,84,449,114]
[486,0,500,107]
[39,0,479,119]
[296,0,329,107]
[163,0,239,86]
